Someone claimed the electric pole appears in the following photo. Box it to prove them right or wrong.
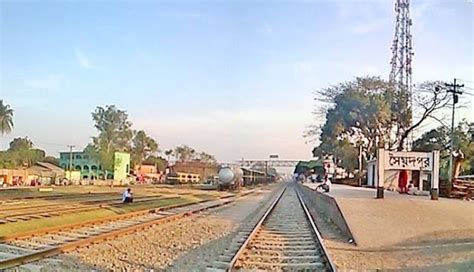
[67,145,75,171]
[445,79,464,185]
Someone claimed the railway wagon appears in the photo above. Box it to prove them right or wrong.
[217,166,276,190]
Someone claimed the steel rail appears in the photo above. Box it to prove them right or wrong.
[226,186,287,271]
[0,191,244,242]
[296,188,337,272]
[0,190,256,269]
[0,196,181,223]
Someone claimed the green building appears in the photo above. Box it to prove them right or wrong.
[59,151,130,180]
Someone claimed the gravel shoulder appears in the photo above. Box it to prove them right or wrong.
[37,185,280,271]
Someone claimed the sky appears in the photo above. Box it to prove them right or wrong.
[1,0,473,163]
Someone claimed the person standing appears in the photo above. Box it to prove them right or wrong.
[398,170,408,194]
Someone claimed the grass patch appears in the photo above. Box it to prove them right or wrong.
[0,209,116,237]
[110,197,195,213]
[0,196,197,237]
[192,194,218,200]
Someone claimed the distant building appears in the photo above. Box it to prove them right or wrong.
[0,162,64,186]
[134,164,158,176]
[59,151,104,179]
[172,161,218,182]
[59,151,130,181]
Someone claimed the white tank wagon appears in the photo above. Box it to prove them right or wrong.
[218,166,244,190]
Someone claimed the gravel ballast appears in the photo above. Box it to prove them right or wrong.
[38,186,280,271]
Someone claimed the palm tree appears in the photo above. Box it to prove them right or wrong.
[0,100,14,135]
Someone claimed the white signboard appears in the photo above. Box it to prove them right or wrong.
[384,151,432,170]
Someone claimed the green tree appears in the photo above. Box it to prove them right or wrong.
[413,120,474,178]
[196,152,216,163]
[395,81,450,150]
[0,100,14,135]
[131,130,158,167]
[143,155,168,172]
[43,156,60,166]
[164,149,174,161]
[310,77,451,172]
[310,77,394,171]
[174,145,196,162]
[9,137,33,151]
[91,105,133,171]
[1,137,45,167]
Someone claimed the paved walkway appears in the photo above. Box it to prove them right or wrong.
[304,183,435,200]
[302,183,474,248]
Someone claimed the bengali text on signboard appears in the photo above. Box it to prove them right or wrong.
[384,151,432,170]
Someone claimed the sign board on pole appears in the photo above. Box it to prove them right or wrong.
[384,151,432,171]
[269,154,279,159]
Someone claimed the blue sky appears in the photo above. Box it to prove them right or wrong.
[1,0,473,162]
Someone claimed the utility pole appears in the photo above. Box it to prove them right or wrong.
[67,145,75,171]
[358,143,363,186]
[445,79,464,185]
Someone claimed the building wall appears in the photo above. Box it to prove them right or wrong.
[59,151,104,179]
[113,152,130,181]
[173,162,218,181]
[0,169,28,185]
[134,165,158,175]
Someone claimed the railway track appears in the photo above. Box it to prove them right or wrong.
[0,190,256,270]
[209,184,336,271]
[0,195,182,224]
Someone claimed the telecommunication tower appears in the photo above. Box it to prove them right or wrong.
[389,0,414,150]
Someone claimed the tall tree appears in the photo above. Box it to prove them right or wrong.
[174,145,196,162]
[413,120,474,178]
[395,81,450,150]
[310,77,394,166]
[91,105,133,171]
[43,156,60,166]
[143,155,167,172]
[0,100,14,135]
[3,137,45,167]
[131,130,158,166]
[164,149,174,161]
[9,137,33,151]
[310,77,452,172]
[196,152,216,163]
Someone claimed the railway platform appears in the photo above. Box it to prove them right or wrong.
[301,183,474,248]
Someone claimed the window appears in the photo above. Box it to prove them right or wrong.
[83,165,89,171]
[75,165,81,170]
[75,154,82,160]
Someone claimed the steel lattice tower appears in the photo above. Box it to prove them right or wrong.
[389,0,413,150]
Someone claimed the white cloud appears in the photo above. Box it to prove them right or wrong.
[74,48,93,69]
[25,74,62,91]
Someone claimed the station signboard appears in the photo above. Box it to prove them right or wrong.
[384,151,432,171]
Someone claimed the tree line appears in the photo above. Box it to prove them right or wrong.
[308,76,473,177]
[0,102,216,171]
